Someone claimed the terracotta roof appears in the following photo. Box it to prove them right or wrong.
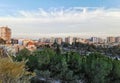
[27,42,34,46]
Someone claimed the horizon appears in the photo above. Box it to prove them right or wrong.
[0,0,120,38]
[12,32,120,40]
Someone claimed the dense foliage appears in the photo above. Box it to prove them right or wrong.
[0,57,33,83]
[13,47,120,83]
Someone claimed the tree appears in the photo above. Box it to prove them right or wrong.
[15,48,38,72]
[17,48,31,56]
[65,52,83,79]
[110,59,120,83]
[55,44,61,55]
[49,55,68,80]
[34,48,55,70]
[84,53,113,83]
[26,55,39,72]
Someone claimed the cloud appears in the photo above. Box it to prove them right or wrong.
[4,7,120,22]
[0,7,120,38]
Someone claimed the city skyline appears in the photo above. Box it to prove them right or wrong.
[0,0,120,38]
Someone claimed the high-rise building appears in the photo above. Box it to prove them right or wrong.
[65,36,73,44]
[0,26,11,43]
[73,37,78,43]
[107,37,116,43]
[91,37,98,43]
[50,37,55,43]
[55,37,63,45]
[91,37,104,44]
[40,38,50,43]
[116,37,120,43]
[73,37,87,44]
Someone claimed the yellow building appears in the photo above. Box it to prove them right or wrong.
[0,26,11,43]
[107,37,116,43]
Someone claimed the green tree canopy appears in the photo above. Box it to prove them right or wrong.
[85,53,113,83]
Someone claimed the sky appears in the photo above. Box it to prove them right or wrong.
[0,0,120,38]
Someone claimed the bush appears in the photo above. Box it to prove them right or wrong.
[0,57,32,83]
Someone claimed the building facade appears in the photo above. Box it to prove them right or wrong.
[65,36,73,44]
[0,26,11,43]
[107,37,116,43]
[116,37,120,43]
[55,37,63,45]
[91,37,104,44]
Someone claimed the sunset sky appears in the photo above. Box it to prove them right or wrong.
[0,0,120,38]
